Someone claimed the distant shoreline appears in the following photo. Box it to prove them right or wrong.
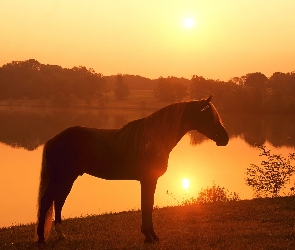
[0,89,171,112]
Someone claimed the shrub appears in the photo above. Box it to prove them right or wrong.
[245,145,295,198]
[195,182,240,203]
[166,183,240,206]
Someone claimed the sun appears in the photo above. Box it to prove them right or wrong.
[183,17,195,28]
[182,178,190,190]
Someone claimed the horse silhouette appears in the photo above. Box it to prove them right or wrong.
[36,96,229,243]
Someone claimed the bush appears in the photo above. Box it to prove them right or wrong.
[195,182,240,203]
[246,145,295,198]
[166,183,240,206]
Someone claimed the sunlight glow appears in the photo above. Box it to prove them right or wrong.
[182,178,190,190]
[183,17,195,28]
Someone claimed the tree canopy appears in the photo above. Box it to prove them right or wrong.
[114,74,130,100]
[0,59,106,100]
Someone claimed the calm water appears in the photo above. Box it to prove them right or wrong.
[0,108,294,227]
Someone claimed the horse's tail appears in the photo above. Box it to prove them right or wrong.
[35,140,54,241]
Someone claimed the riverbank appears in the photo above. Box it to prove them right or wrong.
[1,197,295,249]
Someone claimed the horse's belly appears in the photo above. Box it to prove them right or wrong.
[82,153,140,180]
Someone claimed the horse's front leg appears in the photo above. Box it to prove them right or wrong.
[140,178,159,243]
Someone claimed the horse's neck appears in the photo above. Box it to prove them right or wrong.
[174,104,203,145]
[115,103,193,156]
[154,111,191,153]
[171,119,192,148]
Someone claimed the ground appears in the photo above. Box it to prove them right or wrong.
[1,197,295,249]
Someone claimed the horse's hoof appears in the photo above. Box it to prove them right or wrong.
[152,234,159,242]
[144,238,154,243]
[57,234,67,240]
[55,222,67,240]
[37,238,45,244]
[144,238,159,244]
[36,239,46,248]
[142,228,159,243]
[144,235,159,244]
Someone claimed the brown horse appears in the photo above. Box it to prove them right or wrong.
[36,96,229,244]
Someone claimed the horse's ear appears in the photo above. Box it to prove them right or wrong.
[206,95,213,103]
[200,95,213,111]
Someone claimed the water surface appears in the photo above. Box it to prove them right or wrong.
[0,108,294,227]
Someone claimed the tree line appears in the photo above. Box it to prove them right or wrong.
[1,59,295,113]
[0,59,133,106]
[0,59,106,100]
[155,72,295,113]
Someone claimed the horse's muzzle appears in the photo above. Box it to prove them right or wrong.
[216,140,228,146]
[215,130,229,146]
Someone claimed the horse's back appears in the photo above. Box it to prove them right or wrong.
[45,126,118,178]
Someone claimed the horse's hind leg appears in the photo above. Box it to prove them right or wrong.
[54,175,77,240]
[37,183,56,243]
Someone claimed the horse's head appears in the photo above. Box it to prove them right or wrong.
[187,96,229,146]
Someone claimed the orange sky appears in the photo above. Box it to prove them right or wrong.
[1,1,295,80]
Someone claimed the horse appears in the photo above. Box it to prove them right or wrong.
[36,95,229,244]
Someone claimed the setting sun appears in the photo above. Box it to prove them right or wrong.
[183,17,195,28]
[182,178,190,190]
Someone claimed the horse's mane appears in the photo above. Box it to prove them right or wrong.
[210,102,223,125]
[117,102,188,156]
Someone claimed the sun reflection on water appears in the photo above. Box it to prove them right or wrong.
[182,178,190,190]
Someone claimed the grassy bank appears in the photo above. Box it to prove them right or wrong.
[1,197,295,249]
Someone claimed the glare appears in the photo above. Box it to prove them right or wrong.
[182,178,190,190]
[183,17,195,28]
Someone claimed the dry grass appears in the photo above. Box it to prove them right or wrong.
[1,197,295,249]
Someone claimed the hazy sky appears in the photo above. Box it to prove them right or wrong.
[1,1,295,80]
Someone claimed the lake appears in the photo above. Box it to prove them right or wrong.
[0,107,294,227]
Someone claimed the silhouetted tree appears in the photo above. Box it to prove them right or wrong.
[190,75,208,99]
[265,72,295,113]
[229,76,244,86]
[154,76,188,102]
[0,60,106,100]
[243,72,268,88]
[114,74,130,100]
[154,77,172,101]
